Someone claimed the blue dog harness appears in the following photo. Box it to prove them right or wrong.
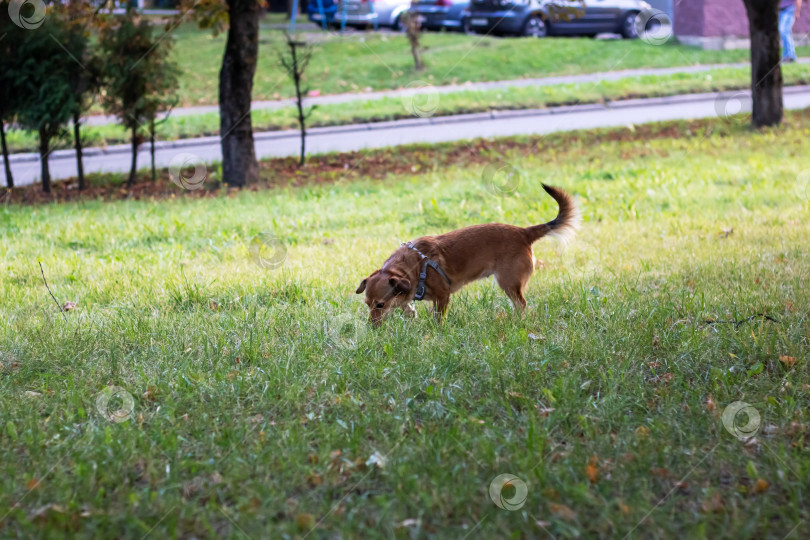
[401,241,452,301]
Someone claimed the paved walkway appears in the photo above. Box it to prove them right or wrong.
[81,58,810,127]
[6,86,810,188]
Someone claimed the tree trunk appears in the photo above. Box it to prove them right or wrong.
[39,127,51,193]
[743,0,783,127]
[406,12,424,71]
[1,122,13,189]
[73,112,85,190]
[150,118,156,182]
[128,125,138,186]
[220,0,260,188]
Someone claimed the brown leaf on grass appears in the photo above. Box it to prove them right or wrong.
[705,395,716,412]
[701,492,725,513]
[62,301,77,311]
[585,456,599,484]
[652,335,660,347]
[295,513,316,532]
[753,478,769,494]
[786,421,806,436]
[306,473,323,487]
[549,503,577,521]
[779,355,797,367]
[635,426,650,438]
[26,478,41,491]
[142,386,157,402]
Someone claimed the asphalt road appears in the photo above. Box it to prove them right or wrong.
[5,87,810,188]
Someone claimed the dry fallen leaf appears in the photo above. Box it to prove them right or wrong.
[295,513,316,531]
[585,456,599,484]
[706,395,716,412]
[549,503,577,521]
[635,426,650,438]
[62,301,77,311]
[753,478,769,493]
[779,355,797,367]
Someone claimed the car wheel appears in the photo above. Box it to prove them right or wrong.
[521,15,547,38]
[621,11,639,39]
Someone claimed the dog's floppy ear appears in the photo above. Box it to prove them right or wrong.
[389,276,411,295]
[356,270,378,294]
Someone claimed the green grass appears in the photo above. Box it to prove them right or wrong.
[1,112,809,538]
[7,62,810,154]
[171,22,809,106]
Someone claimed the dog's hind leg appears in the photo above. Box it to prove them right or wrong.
[495,253,533,314]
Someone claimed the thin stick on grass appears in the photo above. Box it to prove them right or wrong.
[39,261,67,323]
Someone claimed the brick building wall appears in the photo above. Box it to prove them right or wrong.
[674,0,810,47]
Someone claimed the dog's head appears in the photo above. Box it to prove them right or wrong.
[356,269,411,326]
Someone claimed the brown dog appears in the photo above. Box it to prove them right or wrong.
[356,184,580,325]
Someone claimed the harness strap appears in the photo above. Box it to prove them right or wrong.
[402,241,452,301]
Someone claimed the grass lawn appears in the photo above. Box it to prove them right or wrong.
[173,22,810,105]
[7,63,810,154]
[1,112,809,538]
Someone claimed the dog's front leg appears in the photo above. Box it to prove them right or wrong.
[400,303,418,319]
[431,296,450,323]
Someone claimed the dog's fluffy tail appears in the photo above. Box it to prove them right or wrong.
[525,184,581,245]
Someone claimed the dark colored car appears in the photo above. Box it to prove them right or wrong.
[411,0,471,32]
[307,0,339,26]
[464,0,652,38]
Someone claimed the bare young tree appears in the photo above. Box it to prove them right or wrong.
[279,34,314,167]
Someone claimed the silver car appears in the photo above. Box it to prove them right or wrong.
[332,0,412,30]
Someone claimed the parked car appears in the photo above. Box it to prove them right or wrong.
[464,0,652,38]
[411,0,471,33]
[331,0,412,30]
[307,0,339,25]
